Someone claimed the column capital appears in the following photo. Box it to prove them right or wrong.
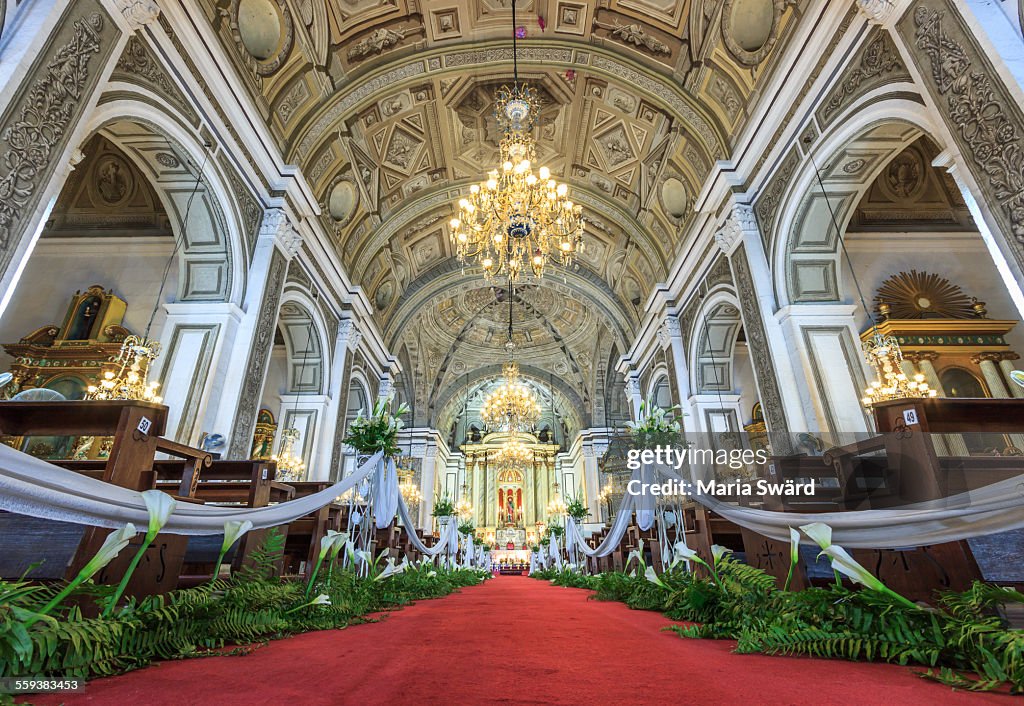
[855,0,899,26]
[715,204,758,256]
[378,374,394,400]
[260,209,303,260]
[337,318,363,351]
[971,351,1006,364]
[905,350,941,364]
[112,0,161,31]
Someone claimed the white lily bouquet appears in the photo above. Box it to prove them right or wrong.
[626,398,684,449]
[343,395,410,457]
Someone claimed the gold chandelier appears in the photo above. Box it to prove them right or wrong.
[547,480,567,516]
[490,439,534,470]
[86,335,163,403]
[448,2,583,282]
[861,331,937,407]
[481,358,541,432]
[455,481,474,519]
[272,427,306,481]
[397,459,422,504]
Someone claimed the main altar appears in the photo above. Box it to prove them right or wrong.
[460,431,560,547]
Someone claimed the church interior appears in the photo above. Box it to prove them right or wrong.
[1,0,1024,703]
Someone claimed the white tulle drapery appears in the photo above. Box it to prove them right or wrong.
[395,497,458,558]
[373,456,399,529]
[0,443,383,535]
[563,461,1024,556]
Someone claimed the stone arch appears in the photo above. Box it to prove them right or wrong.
[276,289,331,395]
[772,99,941,307]
[84,98,248,305]
[688,289,744,395]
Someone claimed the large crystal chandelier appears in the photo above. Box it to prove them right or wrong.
[490,439,534,470]
[455,481,474,520]
[861,331,936,407]
[272,427,306,481]
[86,335,163,403]
[482,357,542,432]
[448,0,583,282]
[397,457,422,504]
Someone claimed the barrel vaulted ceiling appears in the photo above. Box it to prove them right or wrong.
[199,0,805,425]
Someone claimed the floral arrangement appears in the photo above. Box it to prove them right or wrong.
[545,523,564,539]
[457,520,476,536]
[626,398,683,449]
[431,495,455,518]
[565,494,590,522]
[342,395,410,457]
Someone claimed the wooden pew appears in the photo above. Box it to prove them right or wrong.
[280,481,344,575]
[0,401,191,597]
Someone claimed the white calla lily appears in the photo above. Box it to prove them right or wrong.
[221,520,253,554]
[799,522,833,550]
[711,544,732,565]
[374,556,409,581]
[783,527,801,591]
[644,565,668,589]
[310,593,331,606]
[88,524,138,578]
[626,538,645,569]
[140,490,176,539]
[671,541,697,568]
[31,523,138,622]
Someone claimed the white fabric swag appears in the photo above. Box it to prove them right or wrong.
[396,498,459,558]
[0,443,383,535]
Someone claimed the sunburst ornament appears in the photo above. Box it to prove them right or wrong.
[874,270,977,320]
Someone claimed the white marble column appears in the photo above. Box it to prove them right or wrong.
[219,209,303,458]
[999,355,1024,399]
[311,319,358,480]
[974,353,1011,398]
[417,443,438,532]
[716,205,811,433]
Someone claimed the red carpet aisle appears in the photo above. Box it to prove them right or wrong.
[31,576,1013,706]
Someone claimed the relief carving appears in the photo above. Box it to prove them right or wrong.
[817,30,909,127]
[0,6,117,276]
[899,3,1024,261]
[228,248,288,458]
[730,245,788,434]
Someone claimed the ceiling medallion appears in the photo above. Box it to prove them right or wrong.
[448,0,584,282]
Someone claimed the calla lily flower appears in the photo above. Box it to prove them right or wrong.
[671,541,698,568]
[104,492,177,617]
[799,522,832,550]
[210,520,253,582]
[87,524,138,579]
[626,538,645,569]
[374,556,409,581]
[140,489,176,539]
[711,544,732,565]
[310,593,331,606]
[644,565,668,588]
[31,523,137,623]
[817,544,919,611]
[222,520,253,554]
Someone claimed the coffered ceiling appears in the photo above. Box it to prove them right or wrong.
[200,0,806,425]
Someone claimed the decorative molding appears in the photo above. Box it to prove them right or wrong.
[753,145,801,256]
[112,35,199,125]
[112,0,159,31]
[228,248,288,458]
[729,245,788,433]
[817,29,910,127]
[338,319,363,352]
[217,153,261,264]
[898,2,1024,268]
[0,4,118,279]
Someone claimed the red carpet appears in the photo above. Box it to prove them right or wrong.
[30,576,1013,705]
